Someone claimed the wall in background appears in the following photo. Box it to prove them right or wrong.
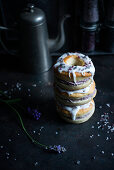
[0,0,113,55]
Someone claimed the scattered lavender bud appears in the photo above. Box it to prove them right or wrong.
[108,126,111,129]
[106,137,109,140]
[97,134,100,137]
[0,145,3,149]
[33,131,36,134]
[98,125,101,129]
[32,84,36,87]
[91,125,94,128]
[28,94,31,97]
[14,158,17,161]
[45,145,66,153]
[97,122,100,125]
[16,82,21,88]
[28,89,30,92]
[56,132,58,135]
[111,153,114,156]
[4,82,7,85]
[90,135,94,138]
[34,162,38,166]
[6,156,9,159]
[96,145,99,147]
[99,106,102,109]
[91,156,96,160]
[40,126,44,130]
[39,127,43,132]
[8,139,11,142]
[76,160,80,165]
[106,103,110,107]
[101,151,104,154]
[111,127,114,132]
[6,152,10,156]
[4,91,8,94]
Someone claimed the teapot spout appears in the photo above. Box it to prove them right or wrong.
[48,15,70,52]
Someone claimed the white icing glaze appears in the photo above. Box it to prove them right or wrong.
[65,106,80,120]
[62,101,94,120]
[54,52,95,83]
[57,81,93,95]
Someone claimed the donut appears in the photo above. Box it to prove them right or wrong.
[54,80,96,106]
[55,80,95,99]
[54,52,95,90]
[55,89,96,106]
[54,76,92,90]
[57,100,95,124]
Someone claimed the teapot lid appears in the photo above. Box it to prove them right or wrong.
[20,3,46,26]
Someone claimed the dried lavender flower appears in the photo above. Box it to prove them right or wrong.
[45,145,66,153]
[27,107,41,120]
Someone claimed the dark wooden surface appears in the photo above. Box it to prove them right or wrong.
[0,55,114,170]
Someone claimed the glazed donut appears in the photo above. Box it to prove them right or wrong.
[54,52,95,90]
[55,80,95,99]
[54,80,96,106]
[54,77,92,90]
[55,89,96,106]
[57,100,95,124]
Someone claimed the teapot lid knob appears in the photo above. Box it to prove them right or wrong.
[27,3,34,12]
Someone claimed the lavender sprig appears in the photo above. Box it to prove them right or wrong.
[0,90,66,154]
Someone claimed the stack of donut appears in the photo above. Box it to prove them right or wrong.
[54,52,97,124]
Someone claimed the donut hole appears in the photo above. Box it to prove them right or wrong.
[64,55,85,66]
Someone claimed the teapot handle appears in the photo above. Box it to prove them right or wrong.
[0,26,17,55]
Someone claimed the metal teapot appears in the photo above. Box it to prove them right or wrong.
[0,4,70,73]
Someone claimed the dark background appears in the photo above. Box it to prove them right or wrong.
[0,0,113,55]
[0,1,114,170]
